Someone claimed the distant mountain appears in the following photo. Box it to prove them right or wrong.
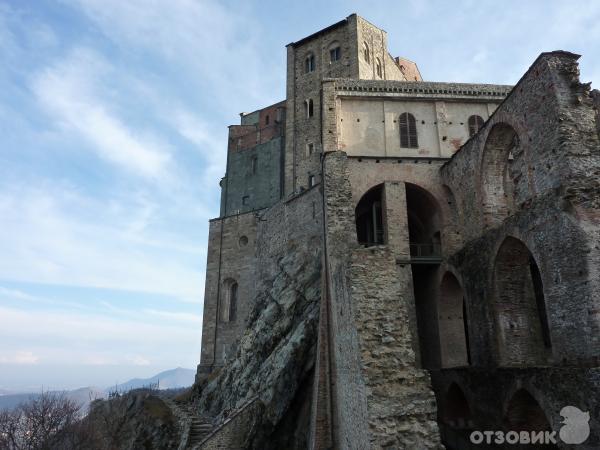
[0,387,105,412]
[0,368,195,412]
[106,367,195,394]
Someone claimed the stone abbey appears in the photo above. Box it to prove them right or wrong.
[191,14,600,449]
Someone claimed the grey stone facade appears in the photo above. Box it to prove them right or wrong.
[195,14,600,450]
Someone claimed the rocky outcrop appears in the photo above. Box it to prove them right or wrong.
[192,238,322,449]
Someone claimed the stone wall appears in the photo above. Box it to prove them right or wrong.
[199,212,259,373]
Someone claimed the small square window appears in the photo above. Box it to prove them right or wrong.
[242,195,249,205]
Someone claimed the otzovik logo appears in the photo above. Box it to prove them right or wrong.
[469,405,590,446]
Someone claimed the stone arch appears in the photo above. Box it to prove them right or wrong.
[439,272,470,367]
[492,236,552,366]
[480,122,520,228]
[443,383,472,428]
[405,182,442,258]
[355,184,384,246]
[503,389,554,434]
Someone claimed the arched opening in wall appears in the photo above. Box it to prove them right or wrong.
[362,41,370,64]
[480,123,520,228]
[493,237,552,366]
[443,383,472,428]
[220,278,238,323]
[504,390,556,445]
[439,273,470,367]
[406,183,443,369]
[355,184,384,246]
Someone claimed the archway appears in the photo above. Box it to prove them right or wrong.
[504,390,553,433]
[493,237,551,366]
[443,383,472,428]
[355,184,384,246]
[439,273,470,367]
[480,123,519,228]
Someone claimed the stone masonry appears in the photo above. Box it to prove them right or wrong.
[194,13,600,450]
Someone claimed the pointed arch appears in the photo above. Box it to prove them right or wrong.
[439,272,469,367]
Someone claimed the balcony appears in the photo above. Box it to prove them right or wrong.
[409,242,442,264]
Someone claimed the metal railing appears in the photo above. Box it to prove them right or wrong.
[410,243,442,259]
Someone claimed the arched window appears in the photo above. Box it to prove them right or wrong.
[468,115,484,137]
[329,42,341,62]
[399,112,418,148]
[375,58,382,77]
[304,99,314,118]
[304,53,315,73]
[362,42,370,64]
[504,390,554,436]
[220,279,238,323]
[443,383,472,428]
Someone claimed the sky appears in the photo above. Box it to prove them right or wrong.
[1,0,599,392]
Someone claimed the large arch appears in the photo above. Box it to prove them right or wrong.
[439,272,469,368]
[492,237,552,366]
[355,184,384,246]
[503,389,554,437]
[480,123,520,228]
[443,383,472,428]
[406,182,442,258]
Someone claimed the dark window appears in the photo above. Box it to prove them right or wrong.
[242,195,249,205]
[399,112,418,148]
[305,99,314,118]
[229,282,238,321]
[308,175,315,187]
[330,46,341,62]
[468,115,484,137]
[304,54,315,73]
[251,156,257,174]
[307,143,314,155]
[363,42,370,64]
[376,58,382,77]
[265,115,270,125]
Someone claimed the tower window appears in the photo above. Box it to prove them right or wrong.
[305,53,315,73]
[376,58,382,77]
[399,112,418,148]
[305,99,314,118]
[242,195,249,205]
[251,156,258,174]
[330,46,341,62]
[220,279,238,323]
[468,115,485,137]
[307,143,315,156]
[265,114,270,125]
[363,42,370,64]
[308,175,316,187]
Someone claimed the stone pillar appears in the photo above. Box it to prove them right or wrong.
[382,181,410,259]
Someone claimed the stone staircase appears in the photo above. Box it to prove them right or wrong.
[162,397,213,449]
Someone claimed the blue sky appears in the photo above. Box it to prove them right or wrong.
[1,0,598,391]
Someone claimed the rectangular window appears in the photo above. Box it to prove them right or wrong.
[242,195,249,205]
[308,175,316,187]
[251,156,257,174]
[330,47,340,62]
[307,143,314,156]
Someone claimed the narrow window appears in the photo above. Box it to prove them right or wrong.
[304,53,315,73]
[305,99,314,118]
[468,115,484,137]
[376,58,382,77]
[362,42,370,64]
[265,114,270,126]
[330,46,341,62]
[229,282,238,322]
[307,143,314,156]
[308,175,316,187]
[399,112,418,148]
[251,156,257,174]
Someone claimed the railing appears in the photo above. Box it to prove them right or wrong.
[410,243,442,260]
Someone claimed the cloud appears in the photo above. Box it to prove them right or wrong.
[0,182,205,300]
[0,351,39,365]
[31,48,173,180]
